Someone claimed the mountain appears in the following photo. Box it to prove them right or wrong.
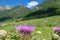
[0,4,31,21]
[7,5,31,18]
[0,5,13,10]
[21,0,60,20]
[34,0,60,14]
[0,6,12,18]
[0,0,60,22]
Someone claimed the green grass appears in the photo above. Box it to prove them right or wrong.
[0,15,60,40]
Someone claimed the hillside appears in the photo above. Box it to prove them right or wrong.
[7,5,31,18]
[22,0,60,20]
[0,0,60,40]
[0,6,12,17]
[0,5,31,22]
[0,15,60,40]
[0,0,60,22]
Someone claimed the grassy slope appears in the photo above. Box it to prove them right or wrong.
[0,5,31,21]
[0,15,60,40]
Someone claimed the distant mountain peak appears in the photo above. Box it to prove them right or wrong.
[5,5,12,9]
[0,5,13,10]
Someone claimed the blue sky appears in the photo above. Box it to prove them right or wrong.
[0,0,44,8]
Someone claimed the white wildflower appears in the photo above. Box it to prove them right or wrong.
[42,39,46,40]
[36,31,42,34]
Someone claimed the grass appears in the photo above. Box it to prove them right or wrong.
[0,15,60,40]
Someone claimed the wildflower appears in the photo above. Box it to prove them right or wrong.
[0,30,7,39]
[36,31,42,34]
[16,24,35,40]
[53,26,60,36]
[16,24,35,34]
[53,26,60,32]
[42,39,46,40]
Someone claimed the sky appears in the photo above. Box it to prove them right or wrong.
[0,0,44,8]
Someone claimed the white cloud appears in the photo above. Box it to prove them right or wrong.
[26,1,38,8]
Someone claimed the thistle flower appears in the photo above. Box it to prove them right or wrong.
[16,24,35,34]
[53,26,60,32]
[16,24,35,40]
[0,30,7,39]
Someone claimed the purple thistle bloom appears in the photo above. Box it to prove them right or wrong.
[53,27,60,31]
[16,24,35,34]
